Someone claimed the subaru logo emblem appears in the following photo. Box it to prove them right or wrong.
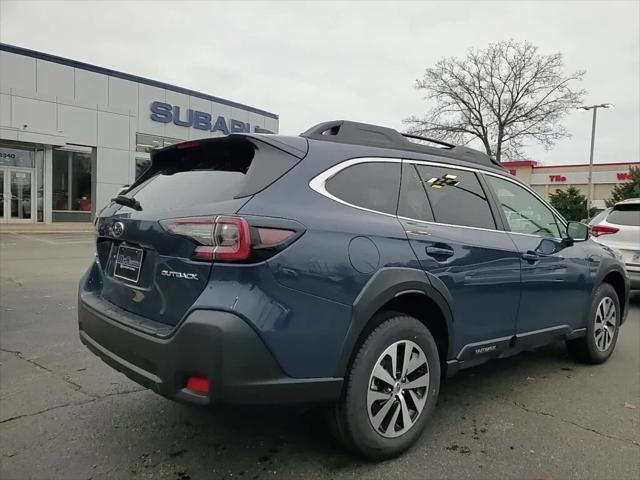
[112,222,125,238]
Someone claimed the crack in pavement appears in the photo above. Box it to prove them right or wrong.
[0,347,94,398]
[508,398,640,448]
[0,387,147,425]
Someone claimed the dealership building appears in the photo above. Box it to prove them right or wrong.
[0,43,278,224]
[502,160,639,210]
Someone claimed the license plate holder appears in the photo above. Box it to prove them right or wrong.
[114,245,144,283]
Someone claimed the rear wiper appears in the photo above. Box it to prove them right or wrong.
[111,195,142,211]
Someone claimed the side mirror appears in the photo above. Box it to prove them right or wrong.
[117,185,130,195]
[566,221,589,242]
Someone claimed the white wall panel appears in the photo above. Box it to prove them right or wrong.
[75,69,108,106]
[96,147,130,184]
[95,182,124,211]
[0,94,11,127]
[58,104,97,146]
[137,84,165,135]
[231,107,250,124]
[109,76,138,113]
[0,51,36,94]
[249,112,265,133]
[11,96,56,133]
[129,114,137,154]
[36,60,74,100]
[164,90,189,140]
[97,111,129,150]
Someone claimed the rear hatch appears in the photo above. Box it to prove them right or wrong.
[593,201,640,268]
[94,135,307,326]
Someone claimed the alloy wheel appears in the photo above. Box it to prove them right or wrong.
[367,340,429,438]
[594,296,617,352]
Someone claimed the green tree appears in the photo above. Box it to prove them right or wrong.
[549,186,594,221]
[606,166,640,207]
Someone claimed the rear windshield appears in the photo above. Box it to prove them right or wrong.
[589,208,610,226]
[607,203,640,226]
[126,137,299,209]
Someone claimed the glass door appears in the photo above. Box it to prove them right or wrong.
[1,168,35,223]
[0,170,5,222]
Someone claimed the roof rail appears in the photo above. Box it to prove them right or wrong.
[300,120,504,170]
[401,132,455,149]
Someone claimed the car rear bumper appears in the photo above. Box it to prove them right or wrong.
[78,292,343,405]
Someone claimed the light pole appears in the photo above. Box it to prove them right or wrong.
[577,103,614,218]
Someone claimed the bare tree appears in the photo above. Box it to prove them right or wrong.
[404,40,586,161]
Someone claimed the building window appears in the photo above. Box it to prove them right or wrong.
[52,149,93,213]
[136,134,184,153]
[135,157,151,180]
[36,149,44,222]
[0,145,35,168]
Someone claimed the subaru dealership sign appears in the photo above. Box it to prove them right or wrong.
[150,101,272,134]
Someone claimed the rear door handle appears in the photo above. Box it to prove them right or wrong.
[521,251,540,263]
[426,245,454,258]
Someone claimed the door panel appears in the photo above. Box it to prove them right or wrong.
[402,220,521,357]
[398,162,520,358]
[509,234,591,332]
[483,174,593,333]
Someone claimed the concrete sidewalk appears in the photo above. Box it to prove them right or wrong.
[0,222,94,234]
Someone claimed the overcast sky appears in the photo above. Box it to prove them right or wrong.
[1,0,638,165]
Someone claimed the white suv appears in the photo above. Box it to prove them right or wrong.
[590,198,640,289]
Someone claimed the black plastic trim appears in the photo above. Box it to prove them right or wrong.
[78,297,343,404]
[595,263,631,323]
[447,325,588,375]
[337,267,454,377]
[301,120,503,170]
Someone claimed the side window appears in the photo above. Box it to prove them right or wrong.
[414,164,496,229]
[485,175,562,238]
[398,163,434,221]
[325,161,400,215]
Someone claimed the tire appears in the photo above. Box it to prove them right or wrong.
[566,283,620,364]
[329,313,441,460]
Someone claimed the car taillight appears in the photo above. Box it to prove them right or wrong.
[591,225,619,237]
[256,227,296,246]
[160,216,251,261]
[160,216,300,262]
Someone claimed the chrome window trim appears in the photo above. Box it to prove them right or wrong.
[308,156,567,240]
[308,157,402,219]
[398,215,508,235]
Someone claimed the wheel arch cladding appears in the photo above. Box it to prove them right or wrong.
[601,270,627,321]
[336,267,454,377]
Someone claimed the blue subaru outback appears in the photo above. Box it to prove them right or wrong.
[79,120,630,459]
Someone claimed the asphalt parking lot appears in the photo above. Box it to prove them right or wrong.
[0,232,638,480]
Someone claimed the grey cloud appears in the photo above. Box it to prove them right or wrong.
[1,0,637,164]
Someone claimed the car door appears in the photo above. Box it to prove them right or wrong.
[483,174,593,338]
[397,160,521,361]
